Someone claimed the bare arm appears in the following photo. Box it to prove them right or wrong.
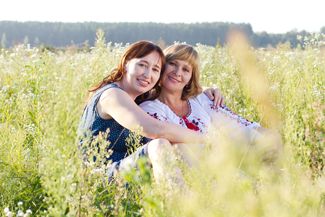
[98,88,206,144]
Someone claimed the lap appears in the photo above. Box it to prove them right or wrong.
[106,143,149,181]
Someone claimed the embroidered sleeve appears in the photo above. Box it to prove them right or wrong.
[195,93,261,129]
[215,105,261,128]
[139,101,170,123]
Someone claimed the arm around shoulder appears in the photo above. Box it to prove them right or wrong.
[98,88,206,144]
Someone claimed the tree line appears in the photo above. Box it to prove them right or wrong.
[0,21,324,48]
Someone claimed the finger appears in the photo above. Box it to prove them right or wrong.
[217,97,221,108]
[214,90,221,107]
[206,92,215,101]
[261,146,278,155]
[259,152,273,162]
[260,152,278,162]
[215,93,221,108]
[220,96,225,106]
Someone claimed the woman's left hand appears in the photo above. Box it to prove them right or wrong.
[202,87,225,107]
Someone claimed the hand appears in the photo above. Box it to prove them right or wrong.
[254,127,282,165]
[250,134,282,165]
[202,87,225,107]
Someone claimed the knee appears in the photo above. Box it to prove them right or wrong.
[171,142,187,148]
[147,138,172,155]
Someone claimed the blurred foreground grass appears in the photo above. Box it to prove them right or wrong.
[0,31,325,216]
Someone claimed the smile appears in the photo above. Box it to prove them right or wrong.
[168,76,180,83]
[138,79,149,87]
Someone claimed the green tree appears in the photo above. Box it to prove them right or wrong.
[34,37,40,46]
[23,35,29,45]
[1,32,8,48]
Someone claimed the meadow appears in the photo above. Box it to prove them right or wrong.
[0,30,325,216]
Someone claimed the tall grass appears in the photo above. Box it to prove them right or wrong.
[0,30,325,216]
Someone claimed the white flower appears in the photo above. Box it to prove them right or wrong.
[17,210,24,216]
[4,207,9,213]
[5,211,12,217]
[26,210,32,214]
[17,202,23,206]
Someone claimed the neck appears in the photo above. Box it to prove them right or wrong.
[115,80,138,101]
[158,86,184,106]
[158,86,189,117]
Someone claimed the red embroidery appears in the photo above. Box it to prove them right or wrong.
[182,116,200,131]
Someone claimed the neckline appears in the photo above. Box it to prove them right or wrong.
[157,98,192,119]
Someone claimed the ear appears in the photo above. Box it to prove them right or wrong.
[123,61,129,72]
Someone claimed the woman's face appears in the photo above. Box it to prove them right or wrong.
[161,59,192,94]
[123,51,162,96]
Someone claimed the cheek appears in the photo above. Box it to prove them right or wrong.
[153,73,160,83]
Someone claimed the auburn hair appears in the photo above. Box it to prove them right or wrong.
[85,40,166,105]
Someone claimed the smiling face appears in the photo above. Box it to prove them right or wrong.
[161,59,193,94]
[122,51,162,98]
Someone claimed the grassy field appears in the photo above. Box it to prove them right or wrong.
[0,31,325,216]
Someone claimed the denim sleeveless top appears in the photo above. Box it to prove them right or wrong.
[79,83,139,163]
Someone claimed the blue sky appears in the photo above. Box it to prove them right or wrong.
[1,0,324,33]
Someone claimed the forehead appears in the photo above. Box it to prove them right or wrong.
[137,51,162,67]
[171,59,192,69]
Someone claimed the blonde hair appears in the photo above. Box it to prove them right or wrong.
[146,44,202,102]
[164,44,202,100]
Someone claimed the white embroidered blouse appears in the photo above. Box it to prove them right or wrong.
[139,93,261,137]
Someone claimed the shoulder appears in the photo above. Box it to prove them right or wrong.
[195,92,211,102]
[100,83,127,102]
[192,92,213,106]
[139,99,160,108]
[139,99,167,112]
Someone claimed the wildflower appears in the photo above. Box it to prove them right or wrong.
[17,210,24,216]
[26,210,32,214]
[17,202,23,206]
[5,211,12,217]
[4,207,9,213]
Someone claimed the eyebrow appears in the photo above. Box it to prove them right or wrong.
[140,60,161,69]
[173,60,191,70]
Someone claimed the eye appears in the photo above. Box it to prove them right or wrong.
[169,62,176,66]
[183,67,190,72]
[153,67,160,73]
[139,63,147,67]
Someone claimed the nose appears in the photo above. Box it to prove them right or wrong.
[173,66,181,76]
[143,67,151,78]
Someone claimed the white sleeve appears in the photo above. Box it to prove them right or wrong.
[139,100,170,123]
[195,93,261,130]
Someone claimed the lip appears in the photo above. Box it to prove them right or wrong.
[168,76,180,83]
[137,79,149,87]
